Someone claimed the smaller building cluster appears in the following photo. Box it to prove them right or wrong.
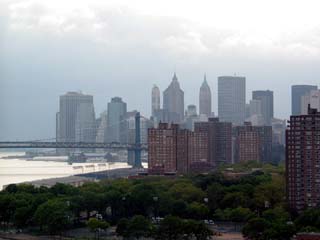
[148,119,272,175]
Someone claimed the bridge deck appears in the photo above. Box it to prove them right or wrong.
[0,141,148,150]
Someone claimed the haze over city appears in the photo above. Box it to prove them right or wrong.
[2,0,320,140]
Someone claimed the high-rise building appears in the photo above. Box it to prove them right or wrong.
[163,73,184,123]
[75,102,96,142]
[218,76,246,125]
[148,122,211,174]
[95,111,108,143]
[286,106,320,211]
[107,97,127,143]
[58,92,95,142]
[292,85,317,115]
[301,89,320,115]
[233,122,272,163]
[148,123,179,174]
[194,118,232,167]
[246,99,264,126]
[151,85,160,117]
[252,90,274,125]
[199,74,212,117]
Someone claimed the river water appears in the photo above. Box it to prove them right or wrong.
[0,151,143,190]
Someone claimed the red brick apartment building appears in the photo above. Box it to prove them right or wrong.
[286,106,320,211]
[148,118,232,175]
[233,122,272,163]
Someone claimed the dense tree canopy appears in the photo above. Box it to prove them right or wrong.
[0,164,316,239]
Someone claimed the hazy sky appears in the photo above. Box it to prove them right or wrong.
[1,0,320,140]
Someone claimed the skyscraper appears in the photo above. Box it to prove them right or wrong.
[58,92,95,142]
[107,97,127,143]
[199,74,212,117]
[218,76,246,125]
[163,73,184,123]
[252,90,274,125]
[75,102,96,142]
[291,85,317,115]
[286,106,320,211]
[301,89,320,114]
[151,85,160,117]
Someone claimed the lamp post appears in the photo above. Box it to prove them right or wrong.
[122,196,126,218]
[153,196,159,222]
[204,197,209,222]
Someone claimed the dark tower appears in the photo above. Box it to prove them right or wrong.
[134,112,142,168]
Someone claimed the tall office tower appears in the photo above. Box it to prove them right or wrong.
[249,99,262,116]
[58,92,94,142]
[75,102,96,142]
[194,118,232,167]
[151,85,160,117]
[301,89,320,114]
[292,85,317,115]
[286,106,320,211]
[199,74,212,117]
[252,90,274,125]
[218,76,246,125]
[107,97,127,143]
[233,122,272,163]
[96,111,108,143]
[247,99,264,126]
[163,73,184,123]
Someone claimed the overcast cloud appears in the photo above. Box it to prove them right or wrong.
[1,0,320,140]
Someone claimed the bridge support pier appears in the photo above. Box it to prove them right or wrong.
[133,112,142,168]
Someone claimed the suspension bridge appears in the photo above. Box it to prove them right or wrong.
[0,112,146,168]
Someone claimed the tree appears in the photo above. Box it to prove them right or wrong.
[125,215,154,239]
[156,215,184,240]
[116,218,129,237]
[183,219,213,240]
[187,202,209,220]
[34,199,72,234]
[295,208,320,231]
[242,217,269,240]
[87,218,110,239]
[207,183,225,211]
[229,207,255,230]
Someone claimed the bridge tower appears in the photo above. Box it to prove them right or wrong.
[134,112,143,168]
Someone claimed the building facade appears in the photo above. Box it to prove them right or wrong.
[218,76,246,125]
[292,85,317,115]
[301,89,320,115]
[107,97,127,143]
[163,73,184,123]
[194,118,232,167]
[286,107,320,211]
[148,123,179,174]
[233,123,272,163]
[252,90,274,125]
[151,85,160,117]
[58,92,95,142]
[199,75,212,117]
[148,122,211,174]
[75,102,96,142]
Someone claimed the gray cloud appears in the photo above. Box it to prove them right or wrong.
[1,0,320,140]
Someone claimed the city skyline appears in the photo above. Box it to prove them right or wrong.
[3,0,320,140]
[2,74,320,141]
